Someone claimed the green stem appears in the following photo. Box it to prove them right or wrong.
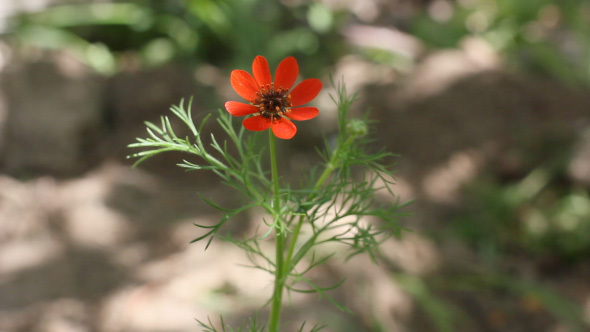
[268,131,285,332]
[267,133,355,331]
[283,135,355,277]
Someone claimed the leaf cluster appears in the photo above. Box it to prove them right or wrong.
[128,81,406,327]
[128,98,274,248]
[196,316,324,332]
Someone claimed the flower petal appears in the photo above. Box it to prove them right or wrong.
[271,118,297,139]
[285,107,319,121]
[243,115,272,131]
[274,56,298,91]
[252,55,271,87]
[231,70,259,102]
[225,101,259,117]
[289,78,322,107]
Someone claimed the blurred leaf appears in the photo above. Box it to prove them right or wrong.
[13,3,153,30]
[395,274,458,332]
[454,273,590,332]
[307,3,333,33]
[15,25,117,74]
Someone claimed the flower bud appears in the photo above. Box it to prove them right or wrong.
[346,119,368,138]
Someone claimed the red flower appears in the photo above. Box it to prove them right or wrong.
[224,56,322,139]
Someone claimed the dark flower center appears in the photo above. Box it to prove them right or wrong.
[254,84,291,120]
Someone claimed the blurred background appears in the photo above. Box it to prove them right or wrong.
[1,0,590,331]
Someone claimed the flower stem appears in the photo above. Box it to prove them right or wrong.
[268,133,355,331]
[268,131,285,332]
[283,135,355,278]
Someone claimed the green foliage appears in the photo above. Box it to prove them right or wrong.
[444,272,589,331]
[6,0,343,75]
[195,316,324,332]
[395,274,457,332]
[196,316,265,332]
[453,163,590,262]
[394,268,590,332]
[128,81,403,330]
[410,0,590,84]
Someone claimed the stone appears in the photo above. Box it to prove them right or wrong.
[0,52,104,176]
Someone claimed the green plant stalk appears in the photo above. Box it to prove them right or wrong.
[268,133,355,331]
[283,135,356,278]
[268,131,285,332]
